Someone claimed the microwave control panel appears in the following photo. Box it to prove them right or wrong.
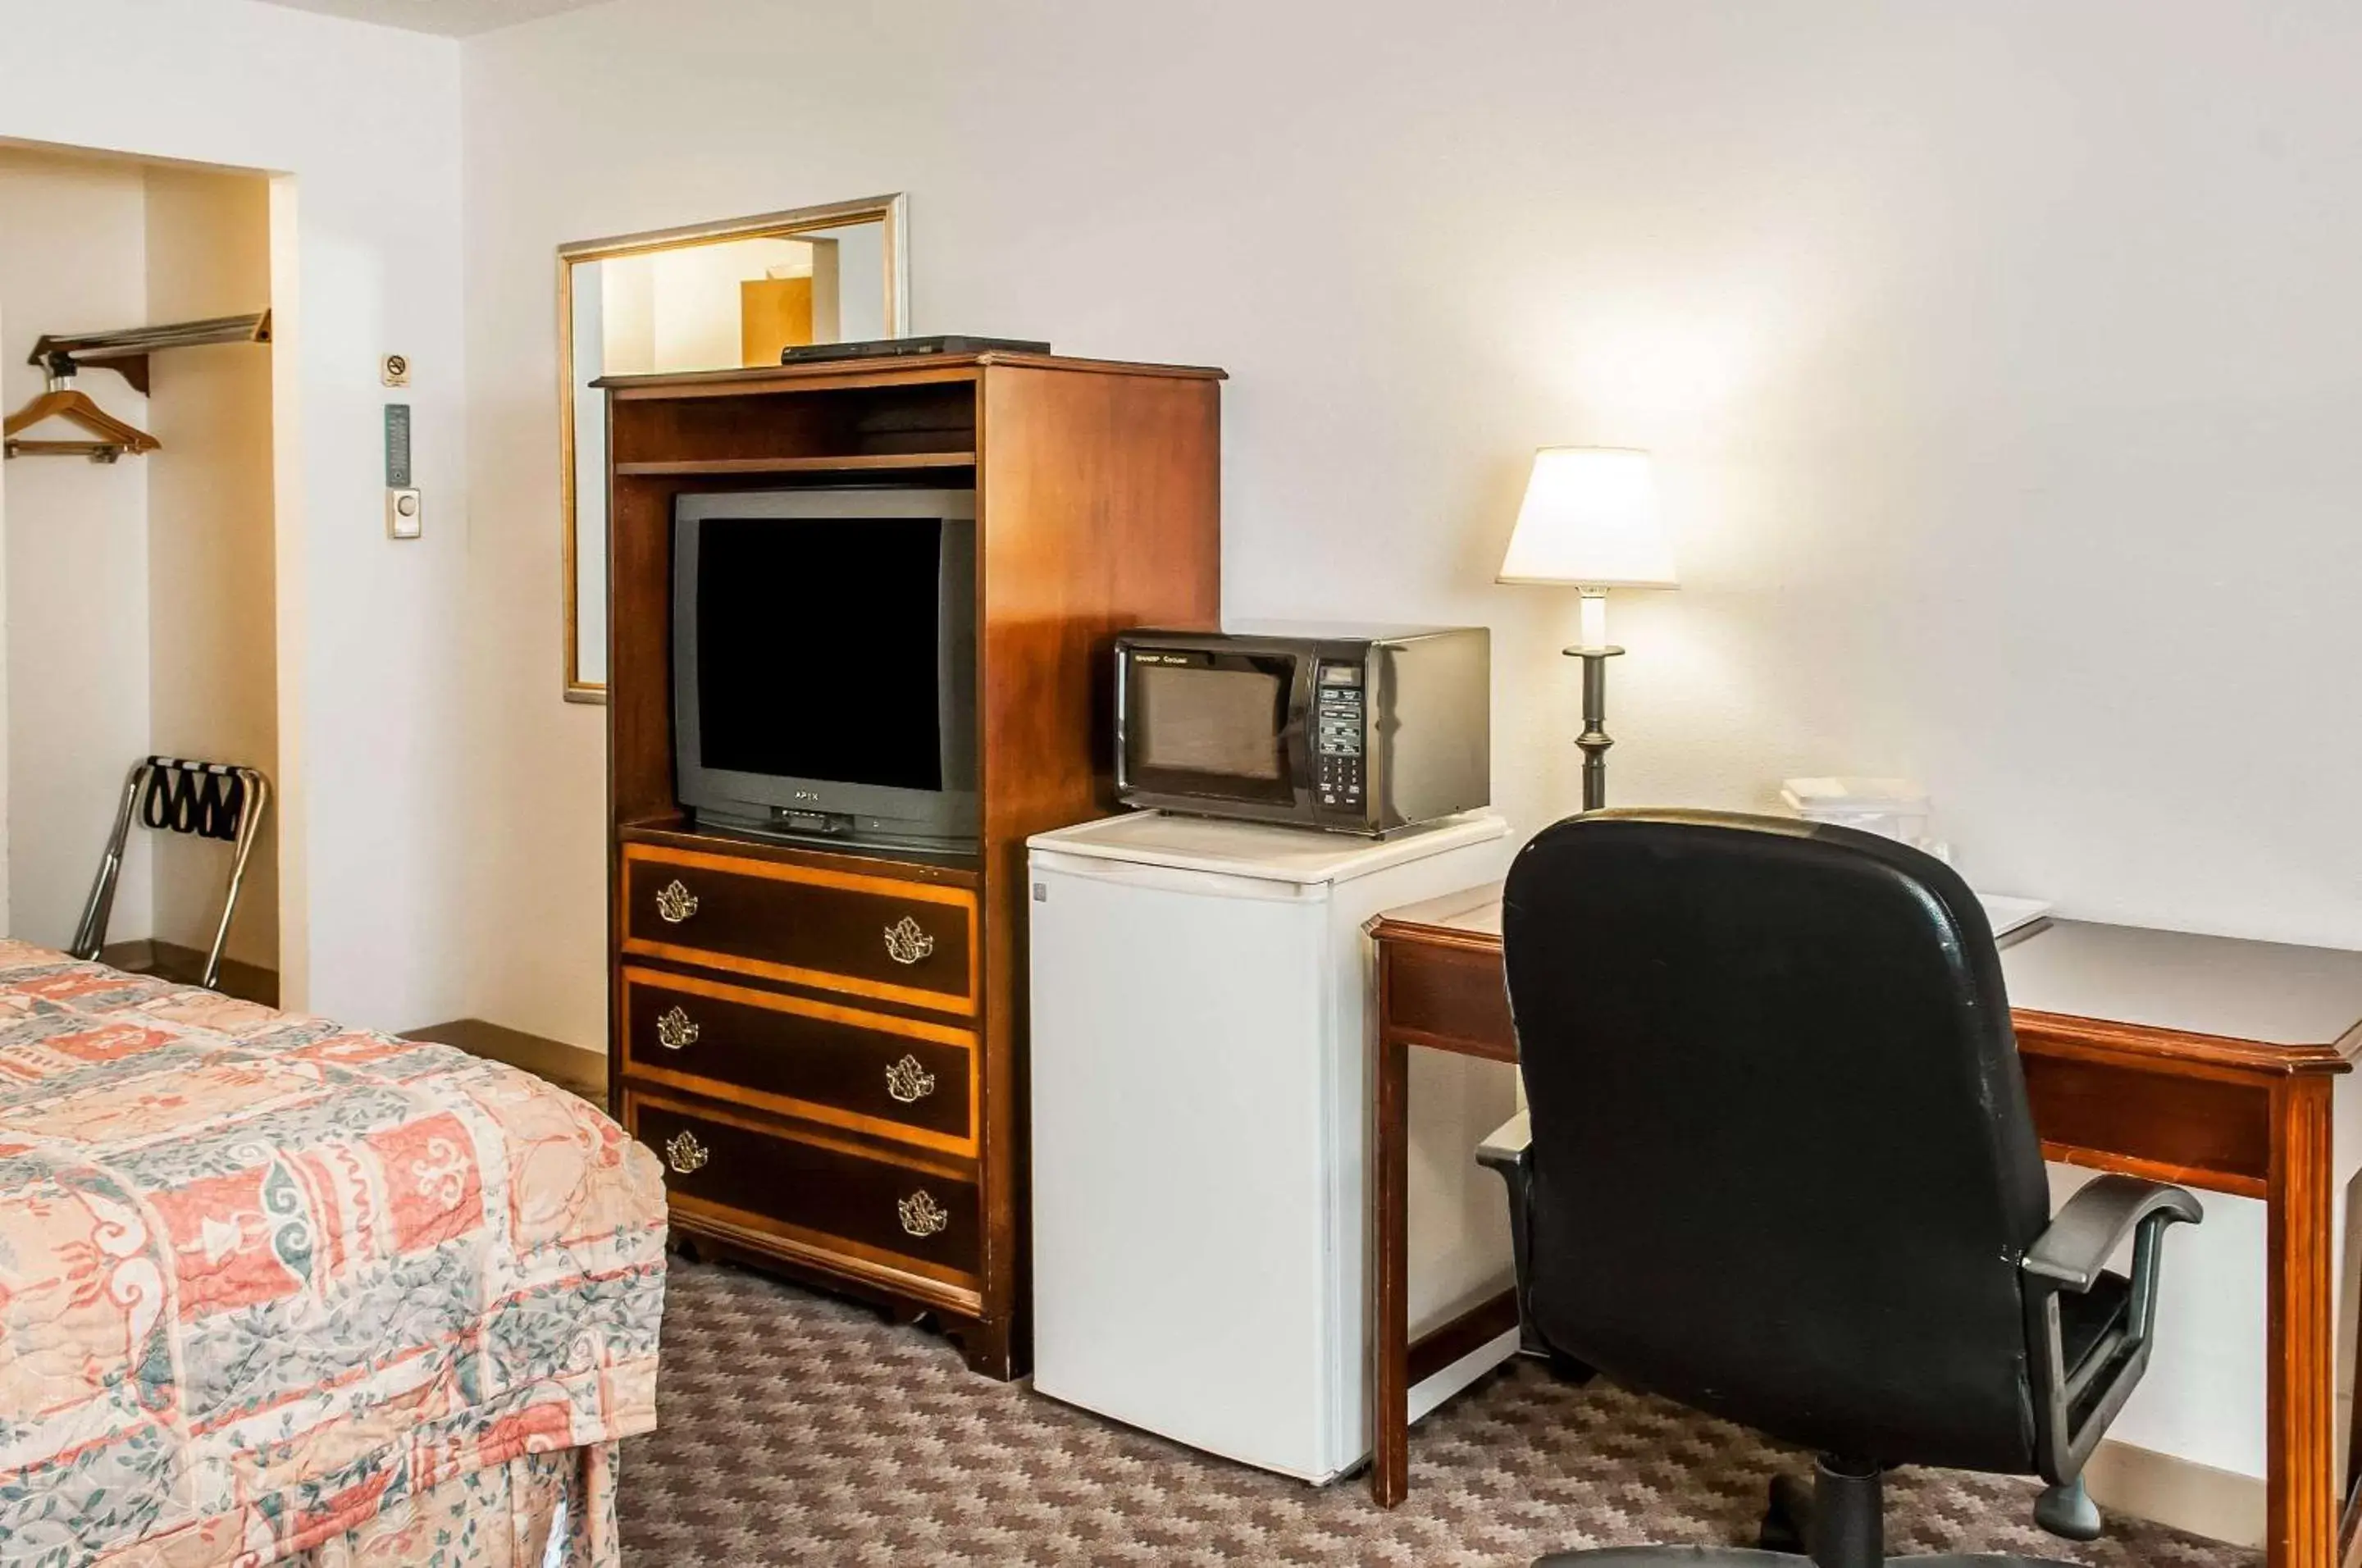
[1313,661,1366,809]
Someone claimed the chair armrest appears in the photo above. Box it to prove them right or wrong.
[1476,1110,1530,1174]
[2023,1174,2202,1292]
[2022,1174,2202,1484]
[1474,1110,1549,1358]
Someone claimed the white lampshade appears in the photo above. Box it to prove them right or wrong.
[1497,447,1677,589]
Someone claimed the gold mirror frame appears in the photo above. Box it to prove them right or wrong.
[558,194,910,702]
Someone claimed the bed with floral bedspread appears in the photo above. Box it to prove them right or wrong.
[0,942,667,1567]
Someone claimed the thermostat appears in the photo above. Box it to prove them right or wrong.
[384,403,412,487]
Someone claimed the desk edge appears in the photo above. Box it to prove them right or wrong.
[1366,913,1502,955]
[2008,1009,2352,1078]
[1370,919,2360,1077]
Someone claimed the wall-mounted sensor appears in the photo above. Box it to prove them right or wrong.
[387,488,422,539]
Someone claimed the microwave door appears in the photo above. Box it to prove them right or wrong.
[1123,650,1305,810]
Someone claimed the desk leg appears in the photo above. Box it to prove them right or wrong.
[2347,1352,2362,1568]
[2272,1074,2338,1568]
[1371,1028,1410,1506]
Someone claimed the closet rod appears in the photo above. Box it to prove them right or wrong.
[28,310,270,396]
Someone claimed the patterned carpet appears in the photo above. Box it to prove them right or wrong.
[620,1260,2258,1566]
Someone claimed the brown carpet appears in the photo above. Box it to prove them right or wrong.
[620,1260,2257,1566]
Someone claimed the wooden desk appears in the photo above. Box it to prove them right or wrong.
[1369,886,2362,1568]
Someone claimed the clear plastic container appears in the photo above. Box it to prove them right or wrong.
[1779,777,1945,859]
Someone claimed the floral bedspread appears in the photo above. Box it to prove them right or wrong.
[0,943,667,1566]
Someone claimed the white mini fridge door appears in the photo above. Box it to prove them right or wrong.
[1028,851,1351,1481]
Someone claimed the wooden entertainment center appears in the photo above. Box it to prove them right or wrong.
[602,350,1222,1377]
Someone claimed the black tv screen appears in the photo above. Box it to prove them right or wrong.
[695,514,945,792]
[672,485,978,851]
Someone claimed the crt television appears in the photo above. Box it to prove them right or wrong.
[672,487,978,851]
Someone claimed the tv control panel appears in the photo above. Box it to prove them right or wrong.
[1314,662,1366,810]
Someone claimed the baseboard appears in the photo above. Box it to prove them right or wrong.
[403,1017,606,1105]
[99,937,278,1007]
[1407,1327,1521,1427]
[2085,1438,2263,1547]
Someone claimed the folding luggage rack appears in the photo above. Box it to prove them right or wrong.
[70,756,271,994]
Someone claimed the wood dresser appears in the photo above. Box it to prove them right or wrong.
[601,350,1223,1377]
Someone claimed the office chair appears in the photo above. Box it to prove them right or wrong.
[1480,809,2200,1568]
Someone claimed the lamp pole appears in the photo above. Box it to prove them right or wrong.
[1565,642,1621,812]
[1566,585,1621,811]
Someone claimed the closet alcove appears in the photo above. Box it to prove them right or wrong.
[0,145,280,1000]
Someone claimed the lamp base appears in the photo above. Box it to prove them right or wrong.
[1562,645,1624,813]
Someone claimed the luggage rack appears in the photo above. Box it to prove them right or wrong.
[70,756,271,993]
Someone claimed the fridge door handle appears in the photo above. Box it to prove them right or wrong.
[1028,854,1322,904]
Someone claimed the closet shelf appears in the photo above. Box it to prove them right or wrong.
[613,452,976,477]
[30,311,271,397]
[5,310,269,461]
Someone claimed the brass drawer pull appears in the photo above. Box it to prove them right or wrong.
[884,1054,937,1103]
[654,1005,700,1051]
[654,879,699,923]
[663,1129,709,1175]
[898,1188,949,1238]
[882,915,935,966]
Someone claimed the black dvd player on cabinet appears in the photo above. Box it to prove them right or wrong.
[781,335,1051,365]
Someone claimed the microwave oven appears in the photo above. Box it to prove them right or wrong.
[1112,625,1490,835]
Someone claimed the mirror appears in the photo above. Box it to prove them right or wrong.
[560,195,908,700]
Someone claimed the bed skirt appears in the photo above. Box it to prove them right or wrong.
[241,1443,623,1568]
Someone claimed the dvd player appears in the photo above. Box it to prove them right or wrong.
[780,335,1051,365]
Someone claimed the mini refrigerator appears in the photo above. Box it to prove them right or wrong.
[1027,809,1516,1483]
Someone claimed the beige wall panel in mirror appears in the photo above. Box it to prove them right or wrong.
[559,194,907,700]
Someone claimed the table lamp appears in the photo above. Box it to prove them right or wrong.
[1497,447,1677,811]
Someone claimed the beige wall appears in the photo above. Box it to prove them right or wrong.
[144,165,276,969]
[0,148,154,950]
[595,235,813,375]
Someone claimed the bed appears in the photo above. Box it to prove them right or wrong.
[0,941,667,1567]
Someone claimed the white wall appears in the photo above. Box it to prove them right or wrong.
[0,0,467,1028]
[458,0,2362,1497]
[0,151,154,950]
[145,164,278,969]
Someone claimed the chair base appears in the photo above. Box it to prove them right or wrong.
[1534,1456,2095,1568]
[1767,1456,2104,1558]
[1536,1554,2093,1567]
[2030,1477,2100,1542]
[1760,1472,1813,1553]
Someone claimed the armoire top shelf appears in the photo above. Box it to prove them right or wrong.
[612,453,976,477]
[599,355,1224,476]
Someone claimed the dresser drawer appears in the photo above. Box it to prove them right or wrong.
[621,967,974,1155]
[621,844,977,1014]
[628,1091,980,1296]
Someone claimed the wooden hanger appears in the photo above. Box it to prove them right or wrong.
[2,355,160,462]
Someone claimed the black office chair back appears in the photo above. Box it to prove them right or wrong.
[1502,809,2051,1474]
